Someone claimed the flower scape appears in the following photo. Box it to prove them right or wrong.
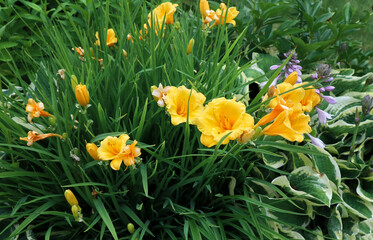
[1,0,373,239]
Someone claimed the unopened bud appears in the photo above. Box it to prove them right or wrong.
[48,116,56,125]
[316,64,331,78]
[267,86,276,98]
[174,21,181,29]
[362,95,372,115]
[71,205,82,221]
[283,72,298,85]
[127,223,135,234]
[75,84,90,107]
[64,189,79,206]
[86,143,100,160]
[186,38,195,55]
[355,107,360,123]
[123,49,128,59]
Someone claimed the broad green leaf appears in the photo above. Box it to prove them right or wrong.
[327,207,343,239]
[272,166,333,206]
[342,192,373,219]
[262,152,287,169]
[93,198,118,240]
[308,145,341,186]
[356,177,373,202]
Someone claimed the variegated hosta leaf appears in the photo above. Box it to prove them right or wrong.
[342,217,360,239]
[292,153,313,169]
[332,72,371,95]
[337,160,363,179]
[308,145,341,186]
[245,178,279,198]
[356,177,373,202]
[272,166,333,206]
[328,206,343,240]
[324,95,373,135]
[342,192,373,219]
[262,152,288,169]
[359,218,373,236]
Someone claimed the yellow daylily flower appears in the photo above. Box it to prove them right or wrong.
[296,83,321,112]
[25,98,52,123]
[20,131,62,146]
[149,2,178,25]
[75,84,90,107]
[268,82,305,109]
[283,72,298,85]
[97,134,141,171]
[95,28,118,47]
[214,3,239,27]
[262,107,311,142]
[164,86,206,126]
[196,97,254,147]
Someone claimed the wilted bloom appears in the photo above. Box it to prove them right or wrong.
[64,189,79,206]
[20,131,62,146]
[186,38,195,55]
[56,69,66,80]
[315,107,333,124]
[262,107,311,142]
[26,98,52,123]
[306,134,325,149]
[127,34,134,43]
[86,143,100,160]
[123,49,128,59]
[97,134,141,171]
[214,3,239,27]
[95,28,118,47]
[151,83,171,107]
[164,86,206,125]
[196,97,254,147]
[72,47,84,57]
[75,84,90,107]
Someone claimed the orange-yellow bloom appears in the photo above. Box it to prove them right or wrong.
[164,86,206,126]
[297,84,321,112]
[149,2,178,25]
[86,143,100,160]
[262,107,311,142]
[20,131,62,146]
[75,84,90,107]
[97,134,141,171]
[196,97,254,147]
[95,28,118,47]
[214,3,239,27]
[25,99,52,123]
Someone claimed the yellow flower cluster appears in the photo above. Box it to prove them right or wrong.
[86,134,141,171]
[200,0,239,28]
[151,72,321,147]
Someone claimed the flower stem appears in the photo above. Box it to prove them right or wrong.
[348,117,361,162]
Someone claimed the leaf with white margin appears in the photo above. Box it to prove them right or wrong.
[359,218,373,235]
[12,117,46,132]
[262,151,287,169]
[328,206,343,240]
[272,166,333,206]
[342,192,373,219]
[356,177,373,202]
[308,145,341,186]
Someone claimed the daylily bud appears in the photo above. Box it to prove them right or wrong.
[186,38,195,55]
[123,49,128,59]
[64,189,79,206]
[174,21,181,29]
[267,86,276,98]
[127,223,135,234]
[71,75,78,90]
[283,72,298,85]
[75,84,90,107]
[86,143,100,160]
[71,205,82,221]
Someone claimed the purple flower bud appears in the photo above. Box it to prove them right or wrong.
[319,87,326,92]
[316,89,320,94]
[270,65,280,70]
[306,134,325,149]
[316,107,333,124]
[316,64,331,78]
[325,77,334,82]
[322,95,337,104]
[311,74,318,79]
[362,95,372,115]
[324,86,335,91]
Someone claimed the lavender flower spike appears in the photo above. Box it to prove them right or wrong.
[316,107,333,124]
[321,95,337,104]
[306,134,326,149]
